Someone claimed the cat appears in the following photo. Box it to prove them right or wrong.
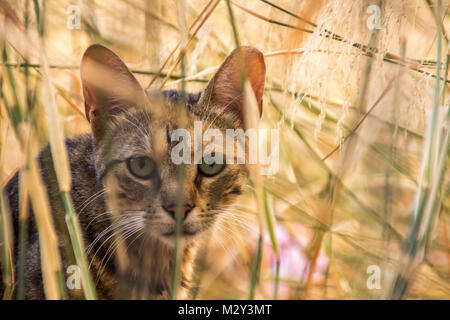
[1,44,265,299]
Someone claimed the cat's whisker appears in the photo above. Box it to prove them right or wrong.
[77,189,107,215]
[211,210,258,242]
[138,233,150,257]
[88,217,144,276]
[87,216,141,256]
[213,226,256,268]
[96,222,145,282]
[86,211,112,229]
[86,222,119,255]
[215,221,252,243]
[218,217,256,235]
[205,211,248,230]
[99,225,145,276]
[220,208,253,223]
[204,207,255,233]
[103,228,145,273]
[208,222,241,258]
[87,211,144,229]
[78,188,106,209]
[87,213,134,242]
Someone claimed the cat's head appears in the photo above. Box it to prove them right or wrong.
[80,44,265,248]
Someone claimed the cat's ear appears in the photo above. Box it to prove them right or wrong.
[201,46,266,126]
[80,44,147,138]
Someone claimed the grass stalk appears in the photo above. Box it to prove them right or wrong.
[2,35,65,299]
[226,0,269,299]
[0,127,14,299]
[263,188,279,299]
[387,0,446,298]
[170,0,189,300]
[35,0,97,299]
[248,234,263,299]
[0,193,14,300]
[269,98,403,242]
[147,0,219,89]
[61,192,97,299]
[26,157,66,299]
[322,76,397,161]
[17,0,32,299]
[231,1,314,33]
[158,0,220,89]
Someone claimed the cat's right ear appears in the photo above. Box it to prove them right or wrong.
[80,44,147,139]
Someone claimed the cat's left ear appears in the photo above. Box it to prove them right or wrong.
[80,44,147,139]
[200,46,266,126]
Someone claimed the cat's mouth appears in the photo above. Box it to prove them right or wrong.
[157,219,205,240]
[161,227,199,238]
[162,230,197,237]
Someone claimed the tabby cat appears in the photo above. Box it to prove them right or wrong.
[1,44,265,299]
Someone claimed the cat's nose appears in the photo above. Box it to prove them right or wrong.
[162,203,194,220]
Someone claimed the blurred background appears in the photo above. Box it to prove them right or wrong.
[0,0,449,299]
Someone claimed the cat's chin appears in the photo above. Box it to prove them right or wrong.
[156,230,203,247]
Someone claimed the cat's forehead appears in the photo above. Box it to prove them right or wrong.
[108,90,213,159]
[145,90,201,130]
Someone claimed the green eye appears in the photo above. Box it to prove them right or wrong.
[126,157,156,179]
[198,156,225,177]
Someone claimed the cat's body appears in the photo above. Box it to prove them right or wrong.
[0,45,265,299]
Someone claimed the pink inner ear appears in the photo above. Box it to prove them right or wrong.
[210,46,266,122]
[245,54,266,117]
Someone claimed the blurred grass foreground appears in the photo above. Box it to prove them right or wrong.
[0,0,449,299]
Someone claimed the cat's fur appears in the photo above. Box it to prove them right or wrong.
[0,44,265,299]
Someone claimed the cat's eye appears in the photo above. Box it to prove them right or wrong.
[198,155,225,177]
[126,156,156,179]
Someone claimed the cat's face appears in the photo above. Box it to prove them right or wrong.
[80,45,265,248]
